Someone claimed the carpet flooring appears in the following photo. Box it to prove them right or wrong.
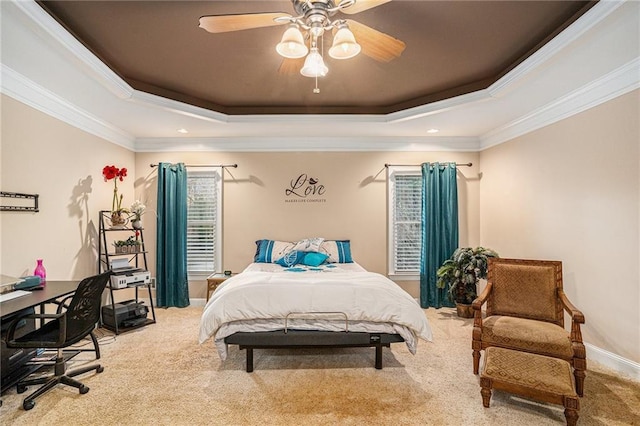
[1,306,639,425]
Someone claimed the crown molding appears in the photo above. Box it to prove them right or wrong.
[488,0,626,98]
[1,64,136,149]
[480,57,640,150]
[12,0,133,100]
[384,90,492,123]
[2,0,636,153]
[134,136,481,153]
[383,0,626,122]
[129,90,228,124]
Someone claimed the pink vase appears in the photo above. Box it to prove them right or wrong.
[34,259,47,285]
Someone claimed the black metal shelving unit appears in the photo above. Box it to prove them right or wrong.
[97,210,156,334]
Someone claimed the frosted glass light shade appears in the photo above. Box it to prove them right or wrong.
[300,48,328,77]
[328,27,361,59]
[276,25,308,58]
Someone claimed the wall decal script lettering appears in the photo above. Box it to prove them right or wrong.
[285,174,326,199]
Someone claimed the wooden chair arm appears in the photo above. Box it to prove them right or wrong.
[472,281,492,311]
[558,289,585,324]
[472,281,492,326]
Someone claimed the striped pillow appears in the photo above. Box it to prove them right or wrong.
[254,239,295,263]
[319,240,353,263]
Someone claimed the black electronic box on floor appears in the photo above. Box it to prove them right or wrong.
[102,299,148,329]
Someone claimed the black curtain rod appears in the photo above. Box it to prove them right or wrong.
[149,163,238,168]
[384,162,472,168]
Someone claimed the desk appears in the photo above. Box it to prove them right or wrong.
[1,281,79,394]
[1,281,78,317]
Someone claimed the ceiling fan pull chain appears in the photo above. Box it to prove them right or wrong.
[315,34,323,93]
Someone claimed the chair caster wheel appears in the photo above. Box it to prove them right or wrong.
[17,384,27,394]
[80,385,90,394]
[23,400,35,410]
[97,366,104,373]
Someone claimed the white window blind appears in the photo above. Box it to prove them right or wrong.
[388,170,422,276]
[187,170,222,276]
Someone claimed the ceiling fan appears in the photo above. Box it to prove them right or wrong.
[199,0,405,87]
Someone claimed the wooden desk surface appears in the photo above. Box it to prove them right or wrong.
[0,281,78,318]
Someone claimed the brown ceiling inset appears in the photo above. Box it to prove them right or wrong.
[38,0,596,115]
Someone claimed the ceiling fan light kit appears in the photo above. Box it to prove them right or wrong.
[276,24,309,58]
[300,47,329,77]
[328,25,361,59]
[199,0,403,91]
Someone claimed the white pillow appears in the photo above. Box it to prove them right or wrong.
[292,237,325,252]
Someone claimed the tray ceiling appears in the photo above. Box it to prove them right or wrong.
[37,0,595,115]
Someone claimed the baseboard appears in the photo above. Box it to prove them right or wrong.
[138,297,207,307]
[585,343,640,382]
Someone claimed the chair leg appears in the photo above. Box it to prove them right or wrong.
[574,368,586,397]
[17,349,104,410]
[21,377,61,410]
[473,350,481,374]
[480,377,492,407]
[59,375,89,393]
[67,363,104,379]
[89,331,101,359]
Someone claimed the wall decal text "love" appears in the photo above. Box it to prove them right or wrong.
[285,174,326,198]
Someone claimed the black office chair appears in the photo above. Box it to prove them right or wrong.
[6,271,111,410]
[52,294,102,360]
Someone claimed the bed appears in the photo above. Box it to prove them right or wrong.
[198,239,433,372]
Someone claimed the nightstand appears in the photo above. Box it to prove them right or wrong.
[206,273,233,301]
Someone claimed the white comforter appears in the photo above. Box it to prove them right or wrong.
[199,263,433,359]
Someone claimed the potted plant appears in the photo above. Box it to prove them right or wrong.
[436,247,499,318]
[102,165,128,228]
[129,200,146,229]
[113,240,127,254]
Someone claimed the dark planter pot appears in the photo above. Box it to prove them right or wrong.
[455,302,474,318]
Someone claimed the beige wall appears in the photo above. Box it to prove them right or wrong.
[1,95,135,281]
[479,90,640,363]
[135,151,480,299]
[4,88,637,368]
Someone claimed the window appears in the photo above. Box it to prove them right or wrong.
[388,167,422,279]
[186,170,222,278]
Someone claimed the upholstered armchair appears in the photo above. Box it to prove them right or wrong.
[471,258,586,396]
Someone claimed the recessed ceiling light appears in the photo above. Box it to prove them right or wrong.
[427,128,439,134]
[177,128,189,134]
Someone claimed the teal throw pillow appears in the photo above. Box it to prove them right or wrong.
[301,252,329,267]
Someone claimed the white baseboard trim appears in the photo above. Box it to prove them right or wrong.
[585,343,640,382]
[190,298,207,307]
[138,298,207,308]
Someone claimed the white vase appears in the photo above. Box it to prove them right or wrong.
[132,219,142,229]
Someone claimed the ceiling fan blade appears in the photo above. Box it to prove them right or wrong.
[340,0,391,15]
[199,12,291,33]
[278,57,305,75]
[346,19,405,62]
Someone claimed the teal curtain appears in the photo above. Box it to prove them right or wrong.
[156,163,190,308]
[419,162,459,308]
